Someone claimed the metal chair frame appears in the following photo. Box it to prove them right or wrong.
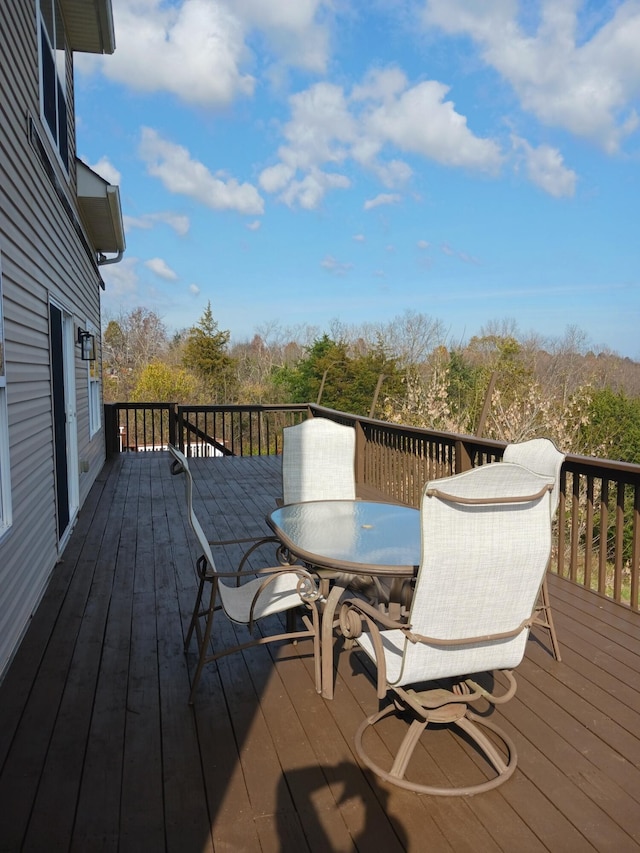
[168,445,322,703]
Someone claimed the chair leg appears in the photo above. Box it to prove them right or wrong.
[535,576,562,662]
[188,580,217,704]
[354,701,517,796]
[389,717,428,780]
[184,575,207,652]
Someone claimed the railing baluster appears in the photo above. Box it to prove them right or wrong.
[584,476,594,590]
[570,472,580,584]
[614,482,625,602]
[632,485,640,611]
[599,479,609,596]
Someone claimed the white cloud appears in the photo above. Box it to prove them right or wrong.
[259,69,502,209]
[364,78,503,172]
[229,0,331,73]
[82,0,255,108]
[258,82,356,207]
[246,220,262,230]
[353,233,365,242]
[145,257,179,280]
[440,242,480,264]
[279,169,350,210]
[78,0,333,105]
[321,255,354,275]
[417,239,430,250]
[259,163,295,193]
[364,193,401,210]
[422,0,640,152]
[139,127,264,215]
[279,83,358,171]
[149,212,191,235]
[88,155,121,185]
[189,283,201,295]
[124,211,190,235]
[512,135,577,198]
[123,215,152,231]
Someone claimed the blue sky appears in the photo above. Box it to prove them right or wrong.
[76,1,640,359]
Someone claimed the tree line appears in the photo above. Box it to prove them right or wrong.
[103,305,640,464]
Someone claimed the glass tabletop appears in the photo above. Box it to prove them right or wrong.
[267,500,420,575]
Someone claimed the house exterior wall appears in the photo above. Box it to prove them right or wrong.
[0,0,109,678]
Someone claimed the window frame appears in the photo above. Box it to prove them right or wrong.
[37,0,69,172]
[87,322,102,437]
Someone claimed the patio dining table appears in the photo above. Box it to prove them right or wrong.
[267,499,420,699]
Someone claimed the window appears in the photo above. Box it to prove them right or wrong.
[38,0,69,170]
[0,252,11,536]
[87,324,101,437]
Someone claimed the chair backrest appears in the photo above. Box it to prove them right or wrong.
[282,417,356,503]
[395,463,554,686]
[503,438,565,515]
[168,444,216,571]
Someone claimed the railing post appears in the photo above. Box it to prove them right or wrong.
[455,439,473,473]
[168,403,177,450]
[103,404,120,457]
[354,419,366,490]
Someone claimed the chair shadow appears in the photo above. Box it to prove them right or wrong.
[276,760,409,853]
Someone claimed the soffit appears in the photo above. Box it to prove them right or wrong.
[60,0,115,54]
[76,159,126,254]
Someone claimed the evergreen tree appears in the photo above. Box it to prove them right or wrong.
[273,334,403,417]
[182,302,237,402]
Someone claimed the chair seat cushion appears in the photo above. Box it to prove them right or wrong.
[218,574,306,624]
[356,627,528,687]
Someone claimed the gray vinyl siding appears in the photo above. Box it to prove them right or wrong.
[0,0,107,678]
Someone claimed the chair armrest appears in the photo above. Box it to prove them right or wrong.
[247,566,321,629]
[340,597,408,632]
[339,597,408,699]
[207,535,276,548]
[203,564,307,581]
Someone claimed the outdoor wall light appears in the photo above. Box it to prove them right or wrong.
[77,328,96,361]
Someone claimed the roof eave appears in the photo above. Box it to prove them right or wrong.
[60,0,116,55]
[76,159,126,255]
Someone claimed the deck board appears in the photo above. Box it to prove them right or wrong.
[1,453,640,851]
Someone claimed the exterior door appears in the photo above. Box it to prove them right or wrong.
[50,302,78,543]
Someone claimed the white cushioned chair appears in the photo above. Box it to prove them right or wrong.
[281,416,356,503]
[503,438,566,660]
[340,462,554,796]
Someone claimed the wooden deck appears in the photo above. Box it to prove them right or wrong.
[1,453,639,852]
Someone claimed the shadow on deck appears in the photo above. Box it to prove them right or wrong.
[0,453,639,852]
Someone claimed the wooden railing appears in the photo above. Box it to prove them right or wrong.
[104,402,309,456]
[104,401,640,610]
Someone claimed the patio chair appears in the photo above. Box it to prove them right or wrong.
[168,444,322,703]
[503,438,566,660]
[339,463,554,796]
[238,416,357,570]
[281,416,356,504]
[281,417,385,605]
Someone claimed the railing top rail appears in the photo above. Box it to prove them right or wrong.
[110,401,177,411]
[563,453,640,481]
[309,404,505,448]
[309,404,640,480]
[105,401,640,480]
[178,403,309,414]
